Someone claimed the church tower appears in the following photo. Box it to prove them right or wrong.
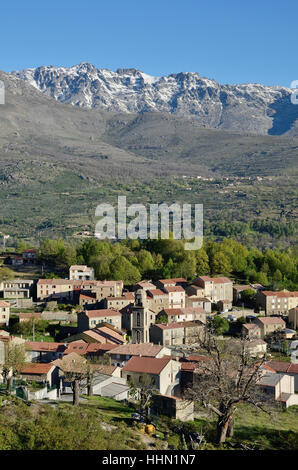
[132,289,152,343]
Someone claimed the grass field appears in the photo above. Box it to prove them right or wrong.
[79,396,298,450]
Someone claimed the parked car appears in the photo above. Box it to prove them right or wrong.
[246,315,256,321]
[227,314,237,322]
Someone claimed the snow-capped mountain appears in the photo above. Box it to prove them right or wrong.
[11,63,298,135]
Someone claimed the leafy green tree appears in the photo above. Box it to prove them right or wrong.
[241,289,257,305]
[136,250,154,276]
[155,314,168,324]
[162,258,175,279]
[195,248,209,275]
[16,241,28,254]
[109,256,141,285]
[210,252,232,275]
[211,316,229,335]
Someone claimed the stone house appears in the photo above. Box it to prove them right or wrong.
[150,321,204,346]
[0,301,10,327]
[25,341,66,363]
[155,278,187,290]
[79,293,97,307]
[288,307,298,329]
[185,284,205,298]
[163,286,186,309]
[265,360,298,392]
[1,279,34,300]
[19,362,60,389]
[258,372,298,408]
[193,276,233,304]
[77,309,122,333]
[233,285,251,303]
[121,356,181,396]
[217,299,232,312]
[246,339,267,357]
[253,316,286,339]
[88,280,123,301]
[242,323,261,339]
[146,289,169,313]
[156,307,207,324]
[186,296,211,313]
[107,343,171,367]
[256,290,298,315]
[37,279,75,301]
[151,394,194,421]
[19,312,42,323]
[103,292,135,310]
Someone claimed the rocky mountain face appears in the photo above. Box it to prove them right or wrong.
[11,63,298,136]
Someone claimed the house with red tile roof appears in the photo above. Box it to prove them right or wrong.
[79,292,97,307]
[78,309,122,332]
[185,296,211,313]
[156,278,187,290]
[193,276,233,304]
[156,307,207,324]
[162,286,186,309]
[37,279,76,301]
[107,342,171,366]
[63,341,118,360]
[19,362,59,388]
[258,372,298,408]
[146,289,169,313]
[134,280,156,291]
[121,356,181,395]
[104,292,135,311]
[253,316,286,338]
[256,290,298,315]
[25,340,66,363]
[19,312,42,323]
[265,360,298,392]
[241,323,261,339]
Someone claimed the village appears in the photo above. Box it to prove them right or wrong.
[0,246,298,437]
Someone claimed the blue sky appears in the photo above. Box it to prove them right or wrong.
[1,0,297,86]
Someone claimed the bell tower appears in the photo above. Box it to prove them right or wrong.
[132,289,151,343]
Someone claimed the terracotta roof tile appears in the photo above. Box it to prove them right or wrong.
[122,356,173,375]
[20,363,55,374]
[84,309,121,318]
[108,343,163,357]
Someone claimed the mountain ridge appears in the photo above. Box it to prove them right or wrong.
[11,63,298,136]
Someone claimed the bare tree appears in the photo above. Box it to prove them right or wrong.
[2,343,26,393]
[128,375,157,421]
[57,354,110,404]
[183,326,271,444]
[57,355,90,406]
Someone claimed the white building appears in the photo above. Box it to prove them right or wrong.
[69,265,94,281]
